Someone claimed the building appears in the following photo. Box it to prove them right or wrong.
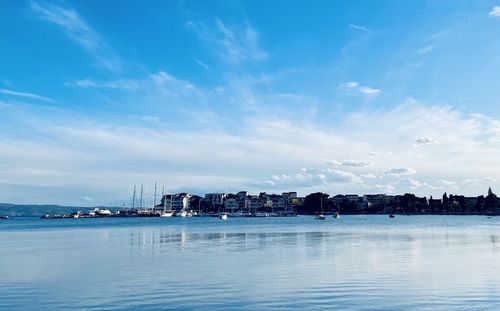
[224,198,239,211]
[205,193,226,206]
[160,193,191,211]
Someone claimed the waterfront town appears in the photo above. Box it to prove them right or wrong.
[37,187,500,219]
[150,187,500,216]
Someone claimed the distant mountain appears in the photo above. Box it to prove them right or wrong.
[0,203,120,217]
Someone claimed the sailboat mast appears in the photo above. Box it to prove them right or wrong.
[162,186,166,211]
[140,184,144,211]
[153,182,157,211]
[132,185,136,210]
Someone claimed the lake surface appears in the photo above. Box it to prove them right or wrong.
[1,215,500,310]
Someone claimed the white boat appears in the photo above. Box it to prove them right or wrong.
[93,208,112,216]
[219,213,228,220]
[160,211,174,217]
[316,197,326,220]
[315,214,326,220]
[255,212,270,217]
[178,210,188,217]
[159,186,175,218]
[333,212,340,219]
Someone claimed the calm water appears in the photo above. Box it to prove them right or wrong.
[1,215,500,310]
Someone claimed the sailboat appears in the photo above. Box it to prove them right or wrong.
[160,186,175,217]
[333,211,340,219]
[315,196,326,220]
[159,186,174,217]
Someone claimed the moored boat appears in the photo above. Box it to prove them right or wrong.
[218,212,228,220]
[93,208,112,216]
[160,210,174,217]
[315,214,325,220]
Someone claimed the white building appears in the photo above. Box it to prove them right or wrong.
[160,193,191,211]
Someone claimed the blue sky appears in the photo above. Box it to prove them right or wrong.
[2,0,500,205]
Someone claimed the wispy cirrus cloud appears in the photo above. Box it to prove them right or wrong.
[195,58,210,70]
[0,88,56,103]
[188,18,267,64]
[3,78,500,204]
[349,24,372,32]
[338,81,381,97]
[66,79,139,90]
[417,45,434,54]
[30,1,120,72]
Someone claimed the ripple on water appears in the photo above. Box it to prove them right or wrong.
[1,216,500,310]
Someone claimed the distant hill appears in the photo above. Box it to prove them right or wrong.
[0,203,120,217]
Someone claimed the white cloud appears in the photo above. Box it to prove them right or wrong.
[414,137,439,146]
[69,79,139,90]
[361,173,377,179]
[338,81,381,97]
[358,86,381,96]
[31,1,120,72]
[195,58,210,70]
[417,45,434,54]
[340,159,374,168]
[3,87,500,204]
[325,159,373,168]
[489,6,500,17]
[387,167,417,176]
[325,168,363,184]
[463,179,482,187]
[188,18,267,64]
[368,151,378,156]
[0,88,56,103]
[349,24,371,32]
[324,159,341,166]
[400,178,426,189]
[376,183,396,193]
[338,81,359,89]
[438,179,456,186]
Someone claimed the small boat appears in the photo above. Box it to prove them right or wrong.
[0,215,9,219]
[219,213,228,220]
[255,212,270,217]
[160,210,174,217]
[93,208,112,216]
[315,214,326,220]
[316,197,326,220]
[333,212,340,219]
[389,214,395,218]
[178,210,188,217]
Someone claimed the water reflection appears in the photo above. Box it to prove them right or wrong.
[2,216,500,311]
